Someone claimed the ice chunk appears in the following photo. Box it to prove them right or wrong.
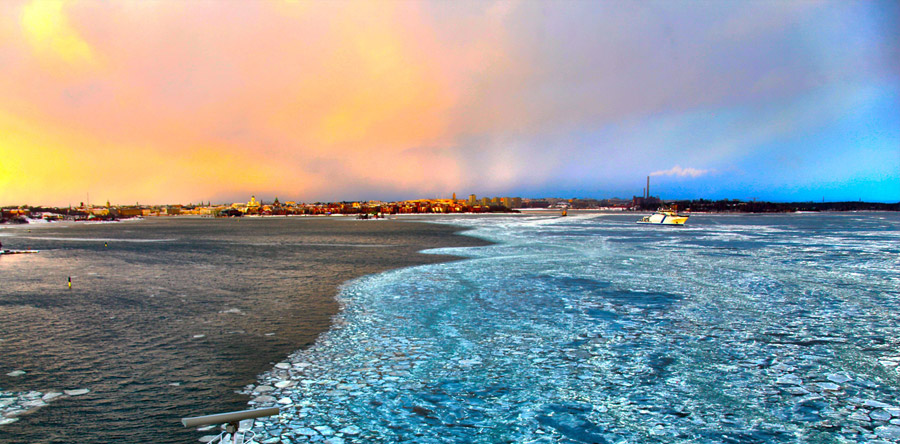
[775,374,802,385]
[772,363,796,372]
[815,382,840,391]
[314,425,335,436]
[251,395,275,404]
[42,392,63,401]
[871,409,893,422]
[849,411,871,422]
[338,425,361,435]
[783,386,810,396]
[826,373,851,384]
[219,308,244,315]
[63,389,90,396]
[865,400,895,409]
[875,425,900,440]
[21,399,46,408]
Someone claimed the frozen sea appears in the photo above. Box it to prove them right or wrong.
[249,213,900,443]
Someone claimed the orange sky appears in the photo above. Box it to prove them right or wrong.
[0,0,519,206]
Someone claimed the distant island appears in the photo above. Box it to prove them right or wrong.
[585,197,900,213]
[1,194,898,224]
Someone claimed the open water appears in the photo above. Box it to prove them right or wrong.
[0,217,485,443]
[248,213,900,443]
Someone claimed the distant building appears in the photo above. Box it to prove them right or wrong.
[245,196,261,214]
[632,196,661,210]
[115,207,143,217]
[198,206,220,216]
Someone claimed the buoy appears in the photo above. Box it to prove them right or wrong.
[68,276,72,289]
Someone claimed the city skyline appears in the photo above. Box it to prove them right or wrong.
[1,0,898,207]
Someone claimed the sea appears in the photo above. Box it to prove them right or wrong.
[246,212,900,443]
[2,213,900,443]
[0,217,485,444]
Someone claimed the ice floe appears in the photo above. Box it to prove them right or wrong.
[240,214,900,443]
[0,388,90,426]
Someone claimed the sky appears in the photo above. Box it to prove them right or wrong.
[0,0,897,206]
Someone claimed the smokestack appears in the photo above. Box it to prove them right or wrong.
[646,176,650,199]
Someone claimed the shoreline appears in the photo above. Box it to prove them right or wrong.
[226,219,494,440]
[0,217,492,444]
[235,217,494,440]
[3,209,898,234]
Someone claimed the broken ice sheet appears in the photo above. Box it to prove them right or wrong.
[246,214,900,443]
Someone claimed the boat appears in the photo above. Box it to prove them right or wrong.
[636,206,689,225]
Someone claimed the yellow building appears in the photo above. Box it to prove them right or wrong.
[245,196,261,214]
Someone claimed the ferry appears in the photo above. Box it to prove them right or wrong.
[636,207,689,225]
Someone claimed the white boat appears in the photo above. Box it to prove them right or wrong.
[636,207,689,225]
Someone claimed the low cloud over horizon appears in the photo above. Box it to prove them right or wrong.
[1,0,898,206]
[650,166,715,179]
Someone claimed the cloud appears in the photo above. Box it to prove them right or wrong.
[650,166,714,178]
[0,0,896,204]
[21,0,95,70]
